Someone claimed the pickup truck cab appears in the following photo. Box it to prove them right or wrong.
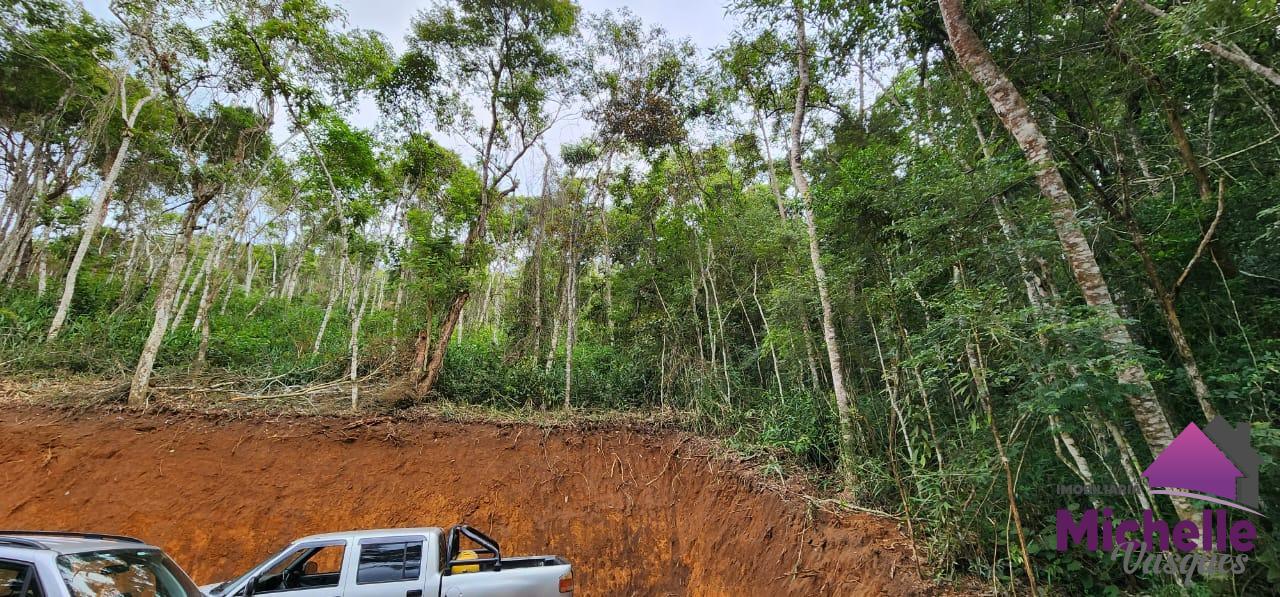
[202,526,572,597]
[0,530,203,597]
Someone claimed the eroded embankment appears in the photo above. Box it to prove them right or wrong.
[0,406,927,595]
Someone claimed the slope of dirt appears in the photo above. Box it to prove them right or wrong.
[0,406,929,595]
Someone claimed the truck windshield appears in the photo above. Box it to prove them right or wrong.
[56,549,202,597]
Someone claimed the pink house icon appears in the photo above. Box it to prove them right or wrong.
[1142,422,1243,500]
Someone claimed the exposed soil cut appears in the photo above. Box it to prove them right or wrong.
[0,406,930,595]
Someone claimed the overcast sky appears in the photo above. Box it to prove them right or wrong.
[336,0,737,53]
[81,0,740,192]
[333,0,739,188]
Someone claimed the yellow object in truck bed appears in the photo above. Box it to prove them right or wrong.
[451,549,480,574]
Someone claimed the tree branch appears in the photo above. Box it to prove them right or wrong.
[1173,177,1226,294]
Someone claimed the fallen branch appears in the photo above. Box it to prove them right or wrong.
[230,358,391,401]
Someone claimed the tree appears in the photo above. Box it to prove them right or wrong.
[785,2,859,489]
[1124,0,1280,88]
[46,73,157,341]
[937,0,1188,515]
[0,0,113,282]
[118,0,275,407]
[128,103,271,406]
[391,0,578,398]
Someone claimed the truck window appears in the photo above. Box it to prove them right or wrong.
[0,560,43,597]
[254,543,345,594]
[355,541,422,585]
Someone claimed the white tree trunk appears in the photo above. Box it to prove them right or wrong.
[242,243,255,294]
[171,263,203,331]
[47,81,155,341]
[789,5,857,484]
[128,210,197,407]
[120,227,143,297]
[312,254,347,355]
[192,232,233,333]
[350,268,370,410]
[563,248,577,410]
[392,270,406,338]
[36,242,47,297]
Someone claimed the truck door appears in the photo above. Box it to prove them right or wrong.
[342,536,427,597]
[248,541,347,597]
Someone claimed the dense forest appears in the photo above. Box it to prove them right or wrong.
[2,0,1278,593]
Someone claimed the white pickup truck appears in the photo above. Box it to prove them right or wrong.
[201,525,572,597]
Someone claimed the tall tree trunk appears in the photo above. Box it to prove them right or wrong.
[190,246,221,334]
[36,242,47,297]
[243,243,255,295]
[415,190,498,397]
[375,271,386,312]
[528,146,554,358]
[312,254,347,355]
[416,289,468,397]
[940,0,1181,468]
[545,228,572,374]
[563,239,577,410]
[279,221,309,301]
[705,242,732,400]
[411,300,434,373]
[47,82,155,341]
[800,317,823,394]
[755,108,788,220]
[588,151,616,344]
[350,267,371,410]
[269,244,278,293]
[169,253,196,315]
[120,227,144,301]
[392,269,406,339]
[752,264,785,397]
[789,4,857,486]
[171,261,203,331]
[195,249,234,370]
[0,199,38,283]
[128,202,202,407]
[192,202,246,336]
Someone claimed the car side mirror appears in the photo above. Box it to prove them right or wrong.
[242,577,258,597]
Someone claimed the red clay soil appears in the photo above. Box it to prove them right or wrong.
[0,406,930,596]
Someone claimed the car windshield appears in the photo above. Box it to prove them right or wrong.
[56,549,201,597]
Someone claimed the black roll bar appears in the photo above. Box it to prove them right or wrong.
[444,524,502,574]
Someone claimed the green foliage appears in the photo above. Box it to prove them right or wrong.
[5,1,1280,594]
[0,0,113,124]
[401,0,577,135]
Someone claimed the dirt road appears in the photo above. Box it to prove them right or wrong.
[0,406,928,595]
